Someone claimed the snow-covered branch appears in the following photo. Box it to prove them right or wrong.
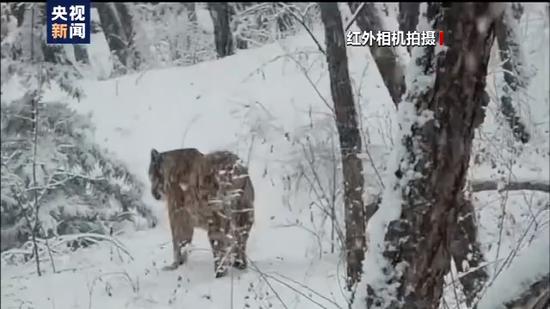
[277,2,325,56]
[471,180,550,193]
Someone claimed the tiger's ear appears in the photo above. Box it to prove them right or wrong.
[151,148,161,164]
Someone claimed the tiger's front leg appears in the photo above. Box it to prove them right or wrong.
[163,203,194,271]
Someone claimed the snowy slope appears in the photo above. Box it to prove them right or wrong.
[1,5,549,309]
[1,30,395,309]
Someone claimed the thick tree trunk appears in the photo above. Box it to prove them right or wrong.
[319,2,366,291]
[495,3,531,143]
[348,2,406,107]
[398,3,420,54]
[207,2,234,58]
[366,3,499,308]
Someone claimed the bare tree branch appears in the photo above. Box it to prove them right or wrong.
[471,180,550,193]
[277,3,325,56]
[344,2,365,32]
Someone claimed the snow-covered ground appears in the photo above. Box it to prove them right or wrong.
[1,5,549,309]
[1,30,394,309]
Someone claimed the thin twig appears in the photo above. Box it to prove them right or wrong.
[181,114,202,147]
[493,165,514,274]
[344,2,366,32]
[88,271,138,309]
[247,257,336,309]
[448,258,462,309]
[271,271,344,309]
[474,203,548,306]
[277,3,326,56]
[246,258,290,309]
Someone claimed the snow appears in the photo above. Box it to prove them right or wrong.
[476,231,550,309]
[196,5,214,34]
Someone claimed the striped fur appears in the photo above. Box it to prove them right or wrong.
[148,148,255,277]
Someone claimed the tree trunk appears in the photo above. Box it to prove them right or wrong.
[398,3,420,54]
[366,3,499,307]
[207,2,234,58]
[495,3,531,143]
[9,3,26,27]
[348,2,406,107]
[73,45,90,64]
[449,196,488,306]
[94,3,137,70]
[29,4,41,277]
[183,2,197,23]
[31,94,41,275]
[319,2,366,291]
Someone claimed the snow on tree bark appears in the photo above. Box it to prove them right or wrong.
[207,2,235,58]
[472,179,550,193]
[364,3,500,308]
[448,196,488,306]
[495,3,532,144]
[319,2,366,291]
[348,2,406,107]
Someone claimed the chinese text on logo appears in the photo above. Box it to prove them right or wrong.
[47,0,91,44]
[346,30,442,47]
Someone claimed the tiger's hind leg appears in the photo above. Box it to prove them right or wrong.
[232,202,254,270]
[208,211,232,278]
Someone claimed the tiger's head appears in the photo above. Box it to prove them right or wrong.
[148,148,165,201]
